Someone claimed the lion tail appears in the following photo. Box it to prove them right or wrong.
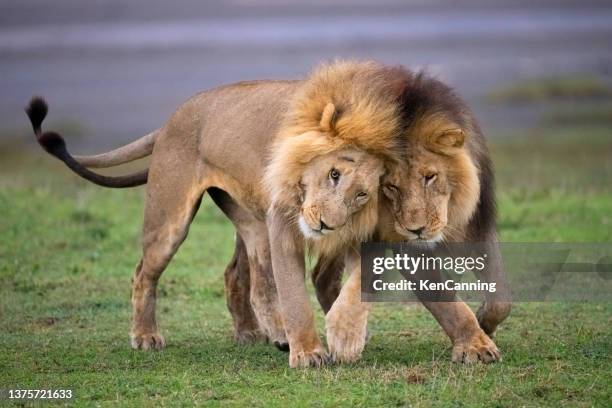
[73,131,157,168]
[25,96,149,188]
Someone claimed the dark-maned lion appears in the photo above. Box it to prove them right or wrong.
[315,67,511,364]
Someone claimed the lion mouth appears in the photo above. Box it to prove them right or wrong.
[396,224,443,243]
[298,217,332,240]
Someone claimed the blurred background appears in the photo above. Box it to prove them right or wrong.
[1,0,612,151]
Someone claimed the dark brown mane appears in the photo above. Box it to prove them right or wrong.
[393,68,498,240]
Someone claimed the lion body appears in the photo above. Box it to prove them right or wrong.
[159,80,297,216]
[135,77,391,353]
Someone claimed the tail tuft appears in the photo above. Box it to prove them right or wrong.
[25,96,48,134]
[24,96,149,188]
[38,131,67,155]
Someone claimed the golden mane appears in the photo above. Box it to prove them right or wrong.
[264,61,406,200]
[264,60,408,253]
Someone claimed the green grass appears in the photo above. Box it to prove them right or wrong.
[1,126,611,406]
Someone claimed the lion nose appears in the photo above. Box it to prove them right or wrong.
[319,220,334,231]
[408,226,425,236]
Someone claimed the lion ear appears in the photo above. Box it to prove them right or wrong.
[319,103,338,133]
[430,128,465,153]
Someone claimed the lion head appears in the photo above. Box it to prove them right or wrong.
[265,112,387,254]
[382,113,480,243]
[297,147,384,244]
[265,61,407,254]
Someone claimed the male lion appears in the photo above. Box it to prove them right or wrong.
[313,69,511,364]
[26,61,404,367]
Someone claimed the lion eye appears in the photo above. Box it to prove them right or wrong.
[356,191,367,198]
[329,168,340,181]
[384,184,399,194]
[424,173,437,186]
[297,182,306,202]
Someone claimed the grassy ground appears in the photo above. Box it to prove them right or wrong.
[0,124,611,407]
[487,74,612,103]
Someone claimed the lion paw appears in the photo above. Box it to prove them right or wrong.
[130,332,166,351]
[452,330,501,364]
[234,329,265,345]
[326,310,368,364]
[289,345,329,368]
[327,331,365,363]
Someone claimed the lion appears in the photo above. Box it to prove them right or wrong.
[26,61,405,367]
[317,69,511,364]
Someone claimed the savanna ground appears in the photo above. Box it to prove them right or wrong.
[1,78,611,406]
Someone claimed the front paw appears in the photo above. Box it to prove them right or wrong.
[130,331,166,351]
[326,309,368,364]
[452,330,501,364]
[289,344,329,368]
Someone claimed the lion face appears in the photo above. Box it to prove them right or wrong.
[382,126,480,243]
[297,148,384,241]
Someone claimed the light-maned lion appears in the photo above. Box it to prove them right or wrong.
[26,61,405,367]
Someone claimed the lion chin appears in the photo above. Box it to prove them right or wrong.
[396,228,445,244]
[298,216,333,240]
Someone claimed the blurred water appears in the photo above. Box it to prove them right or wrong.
[1,2,611,150]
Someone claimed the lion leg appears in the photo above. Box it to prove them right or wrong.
[268,209,328,368]
[474,240,512,335]
[131,154,204,350]
[311,254,344,314]
[325,248,370,364]
[239,222,288,349]
[208,188,287,348]
[223,233,263,344]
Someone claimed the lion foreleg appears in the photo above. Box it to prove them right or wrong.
[268,209,327,368]
[325,247,370,364]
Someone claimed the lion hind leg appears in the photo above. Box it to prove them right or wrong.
[224,233,264,344]
[131,167,204,351]
[240,223,288,348]
[312,254,344,314]
[208,187,286,347]
[473,241,512,335]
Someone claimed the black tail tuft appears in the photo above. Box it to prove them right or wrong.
[25,96,48,134]
[24,96,148,188]
[38,131,67,155]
